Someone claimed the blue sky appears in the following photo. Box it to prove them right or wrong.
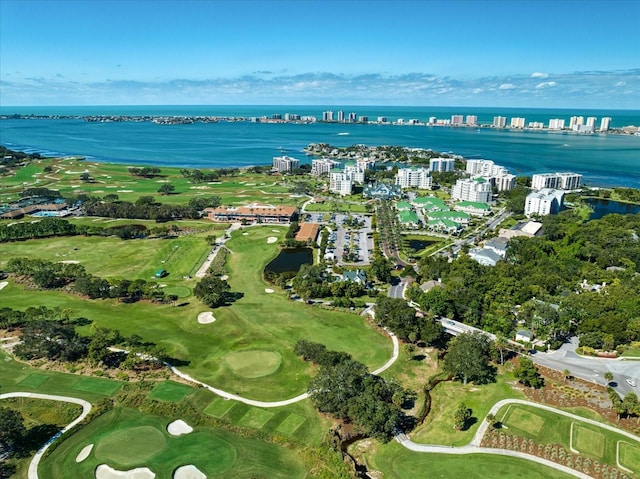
[1,0,639,107]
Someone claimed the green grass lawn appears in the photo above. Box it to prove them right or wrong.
[365,441,577,479]
[1,225,392,401]
[411,373,525,446]
[148,381,195,403]
[39,407,307,479]
[497,403,639,470]
[620,441,640,473]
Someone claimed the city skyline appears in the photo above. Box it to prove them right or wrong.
[1,0,639,108]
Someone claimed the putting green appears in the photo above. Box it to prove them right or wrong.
[224,350,282,378]
[506,407,545,436]
[162,285,191,298]
[619,441,640,473]
[94,426,167,467]
[572,424,604,457]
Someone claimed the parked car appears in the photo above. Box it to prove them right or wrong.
[626,379,637,387]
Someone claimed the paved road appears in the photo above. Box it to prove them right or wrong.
[0,392,92,479]
[396,398,640,478]
[530,337,640,397]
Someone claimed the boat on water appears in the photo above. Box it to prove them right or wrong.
[337,132,350,136]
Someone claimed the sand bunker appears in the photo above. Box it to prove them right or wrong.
[267,237,278,244]
[60,260,80,264]
[271,229,280,233]
[75,444,93,463]
[197,312,216,324]
[117,190,133,193]
[173,465,206,479]
[220,275,228,280]
[242,232,249,236]
[167,419,193,436]
[95,464,155,479]
[264,288,274,293]
[0,282,8,291]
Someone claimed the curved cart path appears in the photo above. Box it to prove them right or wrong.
[168,329,399,407]
[0,392,92,479]
[396,398,640,479]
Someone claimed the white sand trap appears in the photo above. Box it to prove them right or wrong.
[173,465,206,479]
[117,190,134,193]
[76,443,94,463]
[95,464,155,479]
[197,312,216,324]
[265,288,274,293]
[242,232,249,236]
[271,229,280,233]
[167,419,193,436]
[60,260,80,264]
[0,282,8,291]
[267,237,278,244]
[220,275,228,280]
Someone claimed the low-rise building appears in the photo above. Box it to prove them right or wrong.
[205,204,297,224]
[427,218,462,234]
[362,182,402,200]
[427,210,471,225]
[398,210,420,227]
[454,200,491,216]
[412,196,447,211]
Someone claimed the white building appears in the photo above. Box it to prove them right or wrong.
[343,162,365,184]
[329,169,353,196]
[493,116,507,128]
[337,110,345,122]
[525,188,565,217]
[451,177,492,203]
[395,167,433,190]
[466,115,478,126]
[429,157,456,172]
[510,117,526,128]
[569,116,584,129]
[494,174,517,191]
[311,158,340,176]
[322,110,334,122]
[451,114,464,125]
[272,156,300,173]
[600,117,611,131]
[548,118,565,130]
[532,172,582,190]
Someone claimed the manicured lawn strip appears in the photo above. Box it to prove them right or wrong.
[148,381,195,403]
[17,373,50,388]
[72,377,122,396]
[238,408,274,429]
[275,413,307,436]
[497,403,637,468]
[411,374,525,446]
[39,407,306,479]
[2,226,392,401]
[203,397,236,418]
[367,441,576,479]
[619,441,640,473]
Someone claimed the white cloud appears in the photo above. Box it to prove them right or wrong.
[499,83,516,90]
[531,72,549,79]
[535,81,557,89]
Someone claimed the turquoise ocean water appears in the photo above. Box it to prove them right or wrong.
[1,105,639,187]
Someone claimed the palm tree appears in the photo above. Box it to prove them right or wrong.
[604,371,614,385]
[563,369,571,382]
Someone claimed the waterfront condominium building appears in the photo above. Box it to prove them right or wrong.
[525,188,565,217]
[600,117,611,131]
[329,168,354,196]
[569,116,584,130]
[343,162,366,184]
[548,118,565,130]
[451,177,492,203]
[466,115,478,126]
[493,173,517,192]
[451,115,464,125]
[272,156,300,173]
[311,158,340,176]
[510,117,525,128]
[531,172,583,191]
[429,157,456,172]
[493,116,507,128]
[337,110,345,122]
[395,166,433,190]
[322,110,334,122]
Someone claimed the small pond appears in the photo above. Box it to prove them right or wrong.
[265,247,313,274]
[406,238,439,251]
[585,198,640,220]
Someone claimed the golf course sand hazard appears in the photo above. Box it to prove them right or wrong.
[264,288,274,293]
[167,419,193,436]
[267,237,278,243]
[95,464,155,479]
[75,444,94,463]
[173,465,206,479]
[0,281,8,291]
[197,312,215,324]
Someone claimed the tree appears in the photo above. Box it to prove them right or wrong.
[443,332,495,385]
[563,369,572,383]
[0,407,26,452]
[604,371,614,385]
[493,335,509,365]
[454,402,471,430]
[514,356,544,388]
[158,183,175,195]
[193,276,232,308]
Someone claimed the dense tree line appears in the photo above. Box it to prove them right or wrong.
[6,257,166,303]
[375,296,443,344]
[296,340,410,441]
[291,264,367,300]
[409,212,640,348]
[81,195,193,221]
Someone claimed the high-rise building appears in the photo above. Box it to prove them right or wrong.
[429,157,456,172]
[395,167,432,190]
[466,115,478,126]
[311,158,340,176]
[493,174,516,192]
[493,116,507,128]
[525,189,565,217]
[451,115,464,125]
[569,116,584,129]
[272,156,300,173]
[600,117,611,131]
[343,162,365,184]
[428,116,437,125]
[348,112,357,122]
[510,117,525,128]
[329,169,353,196]
[548,118,565,130]
[322,110,334,122]
[531,172,582,190]
[337,110,345,122]
[359,116,369,123]
[586,117,597,128]
[451,177,492,203]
